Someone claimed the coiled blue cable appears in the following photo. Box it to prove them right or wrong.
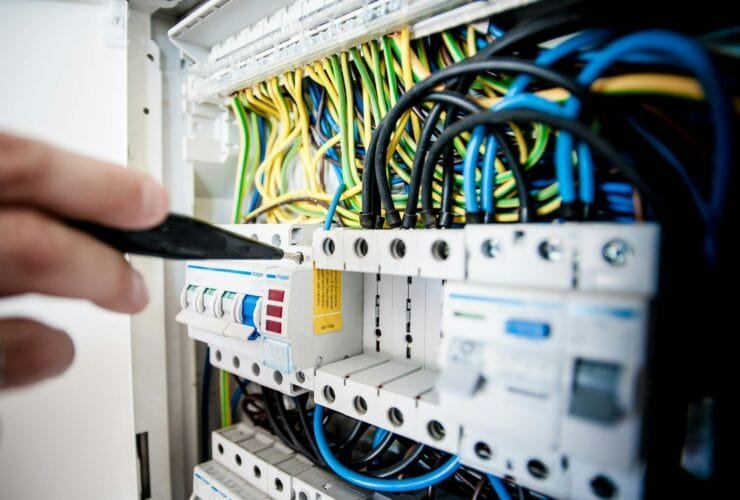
[312,405,460,492]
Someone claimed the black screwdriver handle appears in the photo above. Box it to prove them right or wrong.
[68,213,285,260]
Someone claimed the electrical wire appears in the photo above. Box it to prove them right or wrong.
[350,428,396,467]
[313,405,460,492]
[371,443,427,478]
[488,474,512,500]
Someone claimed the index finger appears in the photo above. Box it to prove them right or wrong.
[0,132,168,229]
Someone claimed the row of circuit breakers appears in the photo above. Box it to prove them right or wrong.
[179,222,659,499]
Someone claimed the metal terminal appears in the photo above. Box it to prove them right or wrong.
[284,251,304,264]
[602,239,632,267]
[481,238,502,259]
[539,238,563,261]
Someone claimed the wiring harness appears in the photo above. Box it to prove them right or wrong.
[230,17,735,251]
[215,8,738,498]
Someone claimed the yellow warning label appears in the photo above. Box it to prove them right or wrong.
[313,266,343,334]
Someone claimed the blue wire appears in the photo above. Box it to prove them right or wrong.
[480,94,570,213]
[508,30,610,97]
[578,50,672,65]
[230,386,241,420]
[487,474,512,500]
[606,193,634,205]
[488,23,505,38]
[371,428,389,448]
[532,179,556,188]
[560,30,732,261]
[325,165,344,230]
[257,116,266,160]
[326,147,340,162]
[247,190,261,213]
[600,182,634,194]
[470,30,610,213]
[312,405,460,492]
[481,135,498,214]
[322,108,340,134]
[463,123,486,212]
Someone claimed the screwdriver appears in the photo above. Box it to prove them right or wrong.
[68,213,304,263]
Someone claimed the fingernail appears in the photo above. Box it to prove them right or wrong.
[142,178,167,222]
[131,271,149,311]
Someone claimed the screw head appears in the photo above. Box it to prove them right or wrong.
[481,238,502,259]
[538,238,563,261]
[602,239,633,267]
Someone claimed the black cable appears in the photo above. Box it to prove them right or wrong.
[420,117,530,224]
[403,104,443,228]
[261,387,302,455]
[293,394,327,467]
[492,128,532,222]
[199,347,212,462]
[264,388,318,462]
[397,91,483,227]
[476,14,586,61]
[371,59,590,227]
[439,140,456,228]
[371,443,427,478]
[333,419,369,457]
[471,476,488,500]
[361,123,382,228]
[349,429,396,467]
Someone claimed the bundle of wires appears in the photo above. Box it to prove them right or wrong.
[230,19,736,253]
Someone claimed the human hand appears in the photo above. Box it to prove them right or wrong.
[0,132,168,389]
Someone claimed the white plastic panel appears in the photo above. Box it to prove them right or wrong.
[315,228,465,280]
[194,461,271,500]
[201,426,371,500]
[189,222,659,499]
[172,0,539,101]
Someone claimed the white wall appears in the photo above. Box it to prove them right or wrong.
[0,1,139,499]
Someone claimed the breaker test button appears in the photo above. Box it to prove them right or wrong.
[268,289,285,302]
[266,304,283,318]
[265,320,282,334]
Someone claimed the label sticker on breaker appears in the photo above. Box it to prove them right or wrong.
[313,267,342,334]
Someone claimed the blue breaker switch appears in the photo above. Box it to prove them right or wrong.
[505,319,551,340]
[239,294,262,340]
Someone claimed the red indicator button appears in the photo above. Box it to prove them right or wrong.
[268,289,285,302]
[265,320,282,334]
[266,305,283,318]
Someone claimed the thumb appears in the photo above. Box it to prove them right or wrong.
[0,318,75,390]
